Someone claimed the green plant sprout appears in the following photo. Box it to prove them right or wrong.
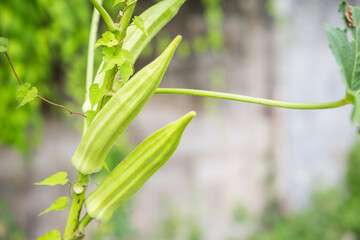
[0,0,358,239]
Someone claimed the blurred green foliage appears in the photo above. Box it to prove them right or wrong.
[248,138,360,240]
[0,198,26,240]
[0,0,91,153]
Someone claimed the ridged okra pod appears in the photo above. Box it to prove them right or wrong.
[123,0,186,63]
[72,36,182,175]
[85,111,196,223]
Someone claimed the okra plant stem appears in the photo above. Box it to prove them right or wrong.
[64,4,103,238]
[155,88,351,110]
[86,0,102,91]
[76,214,93,236]
[117,0,137,42]
[89,0,119,33]
[63,173,89,240]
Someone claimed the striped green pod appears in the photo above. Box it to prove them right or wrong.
[83,0,186,112]
[123,0,186,63]
[72,36,182,175]
[85,111,196,223]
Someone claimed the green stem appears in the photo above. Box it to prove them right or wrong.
[75,213,93,237]
[86,1,102,91]
[89,0,119,32]
[63,173,89,240]
[116,0,137,41]
[155,88,351,109]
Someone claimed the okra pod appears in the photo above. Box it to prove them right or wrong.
[83,0,186,112]
[85,111,196,223]
[72,36,182,175]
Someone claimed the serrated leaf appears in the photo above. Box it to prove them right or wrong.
[36,230,61,240]
[101,47,125,72]
[95,31,118,49]
[0,37,9,53]
[133,16,148,37]
[34,172,68,186]
[89,83,107,108]
[113,0,125,7]
[86,110,97,126]
[39,197,69,216]
[119,61,133,83]
[16,83,38,108]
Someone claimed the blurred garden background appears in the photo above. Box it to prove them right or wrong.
[1,0,360,239]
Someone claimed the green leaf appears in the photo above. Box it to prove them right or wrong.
[36,230,61,240]
[34,172,68,186]
[16,83,38,108]
[89,83,107,108]
[119,61,133,83]
[0,37,9,53]
[101,47,125,72]
[133,16,149,37]
[325,3,360,124]
[113,0,125,8]
[39,196,69,216]
[86,110,97,126]
[95,31,118,49]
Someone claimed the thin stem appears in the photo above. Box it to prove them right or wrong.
[37,95,87,117]
[117,0,137,42]
[155,88,351,110]
[63,173,89,240]
[76,214,93,237]
[86,1,103,91]
[4,52,23,85]
[3,52,86,118]
[89,0,119,33]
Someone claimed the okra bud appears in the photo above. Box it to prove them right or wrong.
[72,36,182,175]
[85,111,196,223]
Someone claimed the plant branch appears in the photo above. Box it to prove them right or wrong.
[86,0,103,91]
[63,173,89,240]
[37,95,86,117]
[117,0,137,42]
[155,88,351,110]
[3,52,86,117]
[75,213,93,237]
[89,0,119,33]
[4,52,23,85]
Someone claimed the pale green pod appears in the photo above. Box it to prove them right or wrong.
[83,0,187,112]
[123,0,186,63]
[72,36,182,175]
[85,111,196,223]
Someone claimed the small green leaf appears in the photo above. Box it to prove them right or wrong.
[39,197,69,216]
[86,110,97,126]
[37,230,61,240]
[34,172,68,186]
[95,31,118,49]
[89,83,107,108]
[119,61,133,83]
[101,47,125,72]
[133,16,148,37]
[16,83,38,108]
[0,37,9,53]
[113,0,125,7]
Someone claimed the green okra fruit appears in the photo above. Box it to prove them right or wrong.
[123,0,186,63]
[85,111,196,223]
[83,0,186,113]
[72,36,182,175]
